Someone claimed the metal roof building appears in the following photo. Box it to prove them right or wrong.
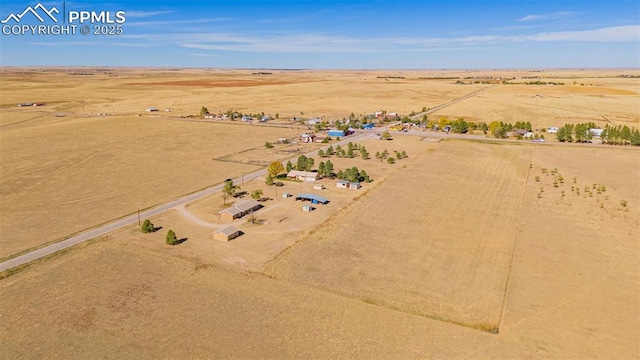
[295,193,329,205]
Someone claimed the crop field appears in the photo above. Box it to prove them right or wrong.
[0,68,638,359]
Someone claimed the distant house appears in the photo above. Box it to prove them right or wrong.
[301,133,316,143]
[203,113,215,119]
[219,199,263,222]
[547,127,558,134]
[165,108,172,112]
[362,123,375,129]
[374,111,383,118]
[308,118,321,125]
[17,103,33,107]
[287,170,320,182]
[146,107,158,112]
[589,128,604,137]
[241,116,252,122]
[261,116,269,122]
[212,226,243,242]
[328,129,345,137]
[313,184,325,190]
[336,180,349,189]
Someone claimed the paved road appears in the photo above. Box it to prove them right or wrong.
[0,133,366,272]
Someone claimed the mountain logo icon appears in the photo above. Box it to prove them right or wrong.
[1,3,59,24]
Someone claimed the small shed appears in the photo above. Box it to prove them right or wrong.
[213,226,242,242]
[350,182,361,190]
[336,180,349,189]
[146,107,158,112]
[313,184,325,190]
[302,205,314,212]
[282,192,291,198]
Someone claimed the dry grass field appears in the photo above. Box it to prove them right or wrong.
[1,68,639,358]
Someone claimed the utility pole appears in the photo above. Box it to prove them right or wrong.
[137,208,141,226]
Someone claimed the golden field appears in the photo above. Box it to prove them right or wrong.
[1,68,639,358]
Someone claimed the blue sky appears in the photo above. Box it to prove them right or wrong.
[0,0,638,68]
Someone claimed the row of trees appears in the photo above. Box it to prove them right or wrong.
[555,122,598,143]
[336,167,372,183]
[601,124,640,146]
[318,142,370,159]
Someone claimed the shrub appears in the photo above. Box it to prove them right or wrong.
[265,142,274,149]
[141,219,154,233]
[166,229,178,245]
[387,157,395,164]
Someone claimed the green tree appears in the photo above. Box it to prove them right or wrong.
[346,147,355,158]
[166,229,178,245]
[265,174,274,186]
[630,129,640,146]
[360,146,370,159]
[326,145,335,156]
[305,156,315,171]
[297,155,308,171]
[268,161,285,178]
[387,157,395,164]
[318,161,325,176]
[141,219,154,233]
[375,151,382,161]
[286,160,293,172]
[265,141,274,148]
[360,169,371,182]
[200,106,209,117]
[381,130,392,140]
[251,189,263,200]
[324,160,334,178]
[451,118,469,133]
[318,149,325,158]
[401,150,407,158]
[222,180,237,205]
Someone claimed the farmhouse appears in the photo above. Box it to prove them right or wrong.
[219,199,263,221]
[287,170,320,182]
[212,226,242,242]
[295,193,329,205]
[336,180,349,188]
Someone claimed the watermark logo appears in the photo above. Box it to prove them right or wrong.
[1,3,59,23]
[2,2,126,36]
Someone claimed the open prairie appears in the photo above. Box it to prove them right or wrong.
[1,68,639,358]
[1,68,638,257]
[1,137,637,359]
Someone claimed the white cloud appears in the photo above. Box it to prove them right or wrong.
[517,11,577,22]
[172,25,640,53]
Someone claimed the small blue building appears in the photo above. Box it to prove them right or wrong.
[328,130,345,137]
[362,123,375,129]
